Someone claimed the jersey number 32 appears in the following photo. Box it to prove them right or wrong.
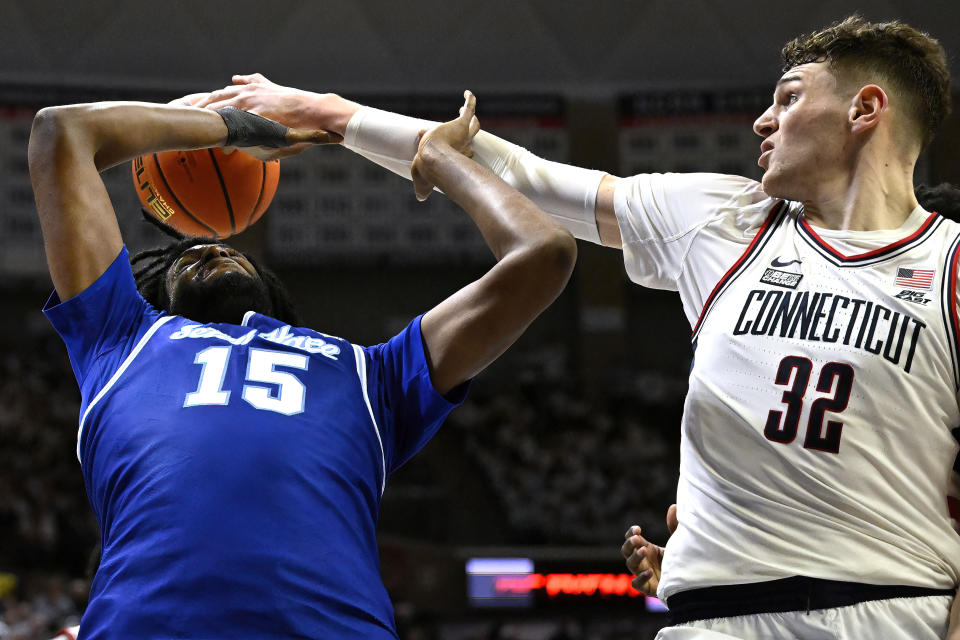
[764,355,854,454]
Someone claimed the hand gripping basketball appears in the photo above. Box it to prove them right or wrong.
[215,107,342,149]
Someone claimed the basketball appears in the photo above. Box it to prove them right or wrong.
[132,148,279,239]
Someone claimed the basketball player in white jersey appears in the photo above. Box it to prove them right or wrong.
[627,182,960,635]
[194,14,958,639]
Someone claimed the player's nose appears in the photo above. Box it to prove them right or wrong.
[753,106,777,138]
[200,244,233,263]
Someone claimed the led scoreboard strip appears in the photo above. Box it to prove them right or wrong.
[465,558,667,612]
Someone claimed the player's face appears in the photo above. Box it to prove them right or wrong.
[753,62,852,201]
[165,244,272,324]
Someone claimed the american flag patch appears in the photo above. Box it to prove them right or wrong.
[895,267,935,290]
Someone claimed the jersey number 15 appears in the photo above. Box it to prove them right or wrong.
[183,346,308,416]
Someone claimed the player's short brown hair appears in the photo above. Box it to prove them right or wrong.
[781,15,951,147]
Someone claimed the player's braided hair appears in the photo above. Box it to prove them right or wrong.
[781,15,951,146]
[130,211,301,325]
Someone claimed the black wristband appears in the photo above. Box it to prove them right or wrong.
[215,107,290,148]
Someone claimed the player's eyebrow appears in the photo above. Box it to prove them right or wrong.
[776,74,803,87]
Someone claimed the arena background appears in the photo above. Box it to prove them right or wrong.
[0,1,959,638]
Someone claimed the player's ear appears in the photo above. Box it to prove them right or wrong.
[849,84,887,135]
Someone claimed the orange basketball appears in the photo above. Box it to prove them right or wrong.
[132,148,280,239]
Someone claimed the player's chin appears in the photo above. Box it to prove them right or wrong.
[759,170,793,201]
[170,270,272,325]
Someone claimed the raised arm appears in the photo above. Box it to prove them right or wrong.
[29,102,336,301]
[194,74,623,248]
[410,92,577,394]
[29,103,230,300]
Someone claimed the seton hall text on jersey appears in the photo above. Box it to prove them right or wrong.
[732,289,925,372]
[169,323,342,359]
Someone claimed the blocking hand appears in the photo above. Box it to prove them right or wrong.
[185,74,340,160]
[174,89,340,161]
[191,73,320,130]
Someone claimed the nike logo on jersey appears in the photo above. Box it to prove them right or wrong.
[771,257,803,268]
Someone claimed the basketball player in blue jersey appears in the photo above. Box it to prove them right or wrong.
[197,15,960,639]
[28,93,577,639]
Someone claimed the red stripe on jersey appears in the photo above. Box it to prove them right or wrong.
[799,212,938,261]
[896,277,934,288]
[691,201,784,337]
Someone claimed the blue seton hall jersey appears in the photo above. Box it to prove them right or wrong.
[44,248,466,639]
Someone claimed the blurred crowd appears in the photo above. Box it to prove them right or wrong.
[449,371,683,544]
[0,337,94,637]
[398,615,667,640]
[0,576,85,640]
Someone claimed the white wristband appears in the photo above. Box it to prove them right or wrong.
[343,106,606,244]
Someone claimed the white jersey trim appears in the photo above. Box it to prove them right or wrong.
[77,315,176,464]
[796,211,944,267]
[241,310,256,326]
[352,344,387,495]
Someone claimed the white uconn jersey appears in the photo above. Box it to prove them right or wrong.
[614,173,960,602]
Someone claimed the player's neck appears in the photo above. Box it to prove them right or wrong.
[801,143,919,232]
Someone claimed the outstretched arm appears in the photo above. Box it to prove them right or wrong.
[410,92,577,395]
[194,74,622,248]
[29,102,335,301]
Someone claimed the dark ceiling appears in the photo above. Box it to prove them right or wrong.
[2,0,958,97]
